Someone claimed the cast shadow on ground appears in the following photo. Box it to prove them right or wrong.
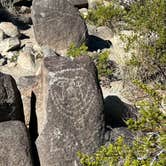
[87,35,112,52]
[104,95,137,128]
[29,91,40,166]
[0,8,31,30]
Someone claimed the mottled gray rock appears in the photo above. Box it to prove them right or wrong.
[0,72,24,122]
[32,0,88,54]
[0,121,33,166]
[37,56,104,166]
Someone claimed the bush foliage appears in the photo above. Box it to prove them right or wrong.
[121,0,166,82]
[78,81,166,165]
[77,0,166,165]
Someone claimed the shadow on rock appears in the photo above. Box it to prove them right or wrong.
[87,35,112,51]
[29,91,40,166]
[104,95,137,128]
[0,8,31,30]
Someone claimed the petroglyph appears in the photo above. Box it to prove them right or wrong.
[37,56,104,166]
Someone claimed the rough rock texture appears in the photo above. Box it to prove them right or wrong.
[32,0,88,54]
[0,72,24,122]
[37,55,104,166]
[18,76,39,127]
[0,121,33,166]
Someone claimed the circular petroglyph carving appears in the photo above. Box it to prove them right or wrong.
[50,68,96,117]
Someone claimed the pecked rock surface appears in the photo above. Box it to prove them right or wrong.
[0,121,33,166]
[32,0,88,54]
[36,55,104,166]
[0,72,24,122]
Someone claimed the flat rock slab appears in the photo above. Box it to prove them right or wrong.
[37,56,104,166]
[32,0,88,54]
[0,72,24,122]
[0,121,33,166]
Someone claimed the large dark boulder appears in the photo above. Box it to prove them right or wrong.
[32,0,88,54]
[36,55,104,166]
[0,121,33,166]
[0,72,24,122]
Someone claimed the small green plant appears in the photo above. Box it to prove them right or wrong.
[10,52,19,62]
[67,43,112,79]
[67,43,88,58]
[86,2,126,28]
[95,51,113,78]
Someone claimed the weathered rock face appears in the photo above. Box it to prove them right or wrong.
[0,72,24,122]
[37,55,104,166]
[32,0,88,54]
[0,121,33,166]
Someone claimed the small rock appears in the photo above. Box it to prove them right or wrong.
[0,29,4,41]
[88,0,101,8]
[20,6,31,14]
[0,57,7,66]
[0,37,20,52]
[0,22,20,37]
[79,8,88,18]
[17,50,35,71]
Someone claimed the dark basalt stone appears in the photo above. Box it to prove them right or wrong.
[0,72,24,122]
[36,56,104,166]
[32,0,88,53]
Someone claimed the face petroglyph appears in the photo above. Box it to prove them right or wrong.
[49,68,96,118]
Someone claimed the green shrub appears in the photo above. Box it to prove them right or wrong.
[67,44,112,79]
[94,51,113,79]
[67,43,88,58]
[121,0,166,82]
[86,2,126,28]
[78,81,166,166]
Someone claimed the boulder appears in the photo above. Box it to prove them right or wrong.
[0,72,24,122]
[0,22,20,37]
[36,55,104,166]
[32,0,88,54]
[0,121,33,166]
[0,37,20,52]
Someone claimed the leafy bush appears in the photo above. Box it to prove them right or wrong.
[86,1,126,28]
[93,51,113,79]
[67,44,112,79]
[67,43,88,58]
[78,81,166,166]
[121,0,166,82]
